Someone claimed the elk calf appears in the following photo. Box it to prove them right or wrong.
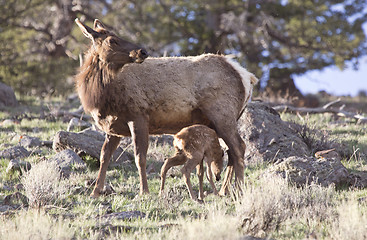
[160,125,224,201]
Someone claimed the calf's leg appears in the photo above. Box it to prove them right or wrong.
[196,160,204,200]
[181,153,202,201]
[160,153,186,195]
[91,134,121,198]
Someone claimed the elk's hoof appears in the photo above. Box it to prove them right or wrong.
[218,189,227,197]
[90,191,101,198]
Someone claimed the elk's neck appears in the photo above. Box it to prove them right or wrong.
[76,54,116,114]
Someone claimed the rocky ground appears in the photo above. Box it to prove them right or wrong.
[0,90,367,239]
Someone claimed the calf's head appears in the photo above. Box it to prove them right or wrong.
[75,18,148,69]
[211,149,224,181]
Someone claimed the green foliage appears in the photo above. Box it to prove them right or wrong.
[1,0,366,95]
[110,0,367,79]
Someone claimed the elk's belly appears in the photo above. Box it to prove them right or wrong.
[148,108,210,134]
[89,107,211,136]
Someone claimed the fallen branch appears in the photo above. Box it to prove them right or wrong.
[273,99,367,124]
[50,107,91,121]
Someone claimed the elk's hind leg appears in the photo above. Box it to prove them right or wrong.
[205,160,218,195]
[201,110,246,196]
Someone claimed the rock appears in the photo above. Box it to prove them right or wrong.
[238,102,353,187]
[118,134,173,149]
[0,205,14,212]
[19,135,42,149]
[239,102,310,163]
[41,140,53,148]
[1,119,19,127]
[3,192,28,207]
[92,224,133,238]
[6,159,31,173]
[50,149,86,177]
[67,117,92,131]
[1,184,13,191]
[267,156,349,187]
[53,129,107,159]
[239,236,269,240]
[149,135,174,146]
[15,184,24,191]
[0,146,30,159]
[98,202,113,215]
[53,129,133,165]
[102,183,115,196]
[0,82,18,107]
[98,211,146,222]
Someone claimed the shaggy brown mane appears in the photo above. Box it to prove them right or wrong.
[75,50,116,114]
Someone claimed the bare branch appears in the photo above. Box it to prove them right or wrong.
[322,98,341,109]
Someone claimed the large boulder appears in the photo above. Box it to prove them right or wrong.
[0,146,30,160]
[50,149,87,177]
[239,102,352,187]
[266,155,349,187]
[53,129,133,165]
[53,128,173,162]
[0,82,18,107]
[239,102,310,163]
[19,136,42,149]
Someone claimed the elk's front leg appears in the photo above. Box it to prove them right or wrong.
[128,118,149,194]
[206,162,218,195]
[91,134,121,198]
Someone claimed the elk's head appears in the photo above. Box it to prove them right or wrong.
[75,18,148,69]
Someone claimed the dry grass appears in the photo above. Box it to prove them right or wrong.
[330,199,367,240]
[1,96,367,239]
[0,210,74,240]
[236,175,336,238]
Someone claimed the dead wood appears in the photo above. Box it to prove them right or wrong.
[273,98,367,123]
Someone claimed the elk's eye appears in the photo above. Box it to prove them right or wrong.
[109,39,118,45]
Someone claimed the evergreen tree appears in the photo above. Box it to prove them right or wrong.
[1,0,366,96]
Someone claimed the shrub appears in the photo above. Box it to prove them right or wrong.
[21,160,64,208]
[237,175,336,238]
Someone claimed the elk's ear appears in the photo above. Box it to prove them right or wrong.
[75,18,99,40]
[94,19,106,30]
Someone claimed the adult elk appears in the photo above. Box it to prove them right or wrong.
[75,19,258,198]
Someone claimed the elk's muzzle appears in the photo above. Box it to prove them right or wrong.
[129,49,148,63]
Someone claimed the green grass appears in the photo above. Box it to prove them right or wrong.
[1,97,367,239]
